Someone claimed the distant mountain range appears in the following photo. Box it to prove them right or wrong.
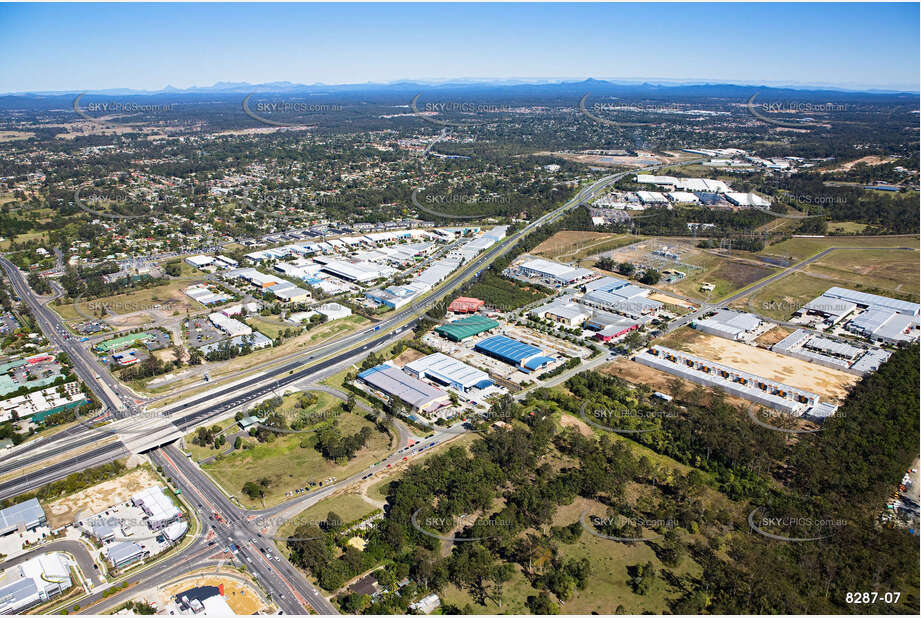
[4,78,918,98]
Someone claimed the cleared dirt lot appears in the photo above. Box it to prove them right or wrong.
[44,467,161,528]
[657,328,857,402]
[161,571,270,614]
[648,292,696,309]
[600,357,754,410]
[391,347,426,367]
[754,326,792,348]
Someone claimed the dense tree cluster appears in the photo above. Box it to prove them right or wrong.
[315,421,373,461]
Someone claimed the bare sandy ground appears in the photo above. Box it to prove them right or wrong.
[45,467,161,528]
[161,571,270,614]
[559,414,592,436]
[648,292,696,309]
[601,358,754,410]
[659,330,856,402]
[829,155,895,172]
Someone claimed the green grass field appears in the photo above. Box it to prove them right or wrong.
[183,417,240,461]
[276,493,379,545]
[735,271,841,320]
[306,315,368,343]
[51,278,205,322]
[803,248,919,299]
[759,235,920,261]
[737,246,921,319]
[366,478,392,502]
[201,396,392,508]
[827,221,870,234]
[245,315,288,340]
[662,251,777,302]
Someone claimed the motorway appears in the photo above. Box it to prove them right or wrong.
[0,256,133,415]
[0,162,658,482]
[0,160,704,613]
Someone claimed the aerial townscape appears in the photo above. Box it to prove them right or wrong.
[0,2,918,617]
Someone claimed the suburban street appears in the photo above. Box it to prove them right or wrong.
[0,160,706,613]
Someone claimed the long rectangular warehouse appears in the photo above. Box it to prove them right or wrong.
[434,315,499,342]
[404,353,493,392]
[474,335,554,372]
[358,364,450,412]
[635,345,829,416]
[0,498,46,536]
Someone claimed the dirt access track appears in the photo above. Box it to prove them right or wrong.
[657,328,857,403]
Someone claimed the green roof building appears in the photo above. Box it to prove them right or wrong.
[96,332,152,353]
[434,315,500,342]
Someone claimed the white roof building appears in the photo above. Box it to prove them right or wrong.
[209,312,253,337]
[531,295,593,327]
[317,302,352,321]
[667,191,700,204]
[319,259,394,283]
[517,258,594,285]
[725,192,772,207]
[185,255,214,268]
[636,191,668,204]
[0,552,72,614]
[404,353,492,392]
[131,485,182,529]
[692,310,763,340]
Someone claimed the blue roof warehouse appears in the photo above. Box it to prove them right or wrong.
[473,335,555,373]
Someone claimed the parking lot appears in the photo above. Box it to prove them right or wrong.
[184,318,228,348]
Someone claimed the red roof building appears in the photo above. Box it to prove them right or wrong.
[448,297,485,314]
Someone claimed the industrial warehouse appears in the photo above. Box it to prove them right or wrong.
[530,296,640,342]
[796,286,920,344]
[580,276,663,321]
[434,314,500,342]
[474,335,555,373]
[131,485,182,530]
[357,364,451,413]
[404,353,493,392]
[447,297,485,313]
[514,258,596,286]
[0,552,72,614]
[692,309,765,341]
[0,498,46,536]
[772,329,892,376]
[636,345,838,418]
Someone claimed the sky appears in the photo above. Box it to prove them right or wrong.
[1,2,918,93]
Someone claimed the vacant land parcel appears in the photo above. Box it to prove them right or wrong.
[198,395,391,508]
[738,247,920,320]
[532,231,637,263]
[656,328,857,402]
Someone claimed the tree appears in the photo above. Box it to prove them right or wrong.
[526,591,559,615]
[617,262,636,276]
[639,268,660,285]
[242,481,263,499]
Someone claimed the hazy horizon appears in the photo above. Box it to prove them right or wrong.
[2,2,918,93]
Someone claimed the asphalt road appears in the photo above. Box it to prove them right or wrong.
[0,441,127,501]
[153,445,335,615]
[0,161,703,614]
[0,538,104,587]
[0,161,707,499]
[0,256,131,415]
